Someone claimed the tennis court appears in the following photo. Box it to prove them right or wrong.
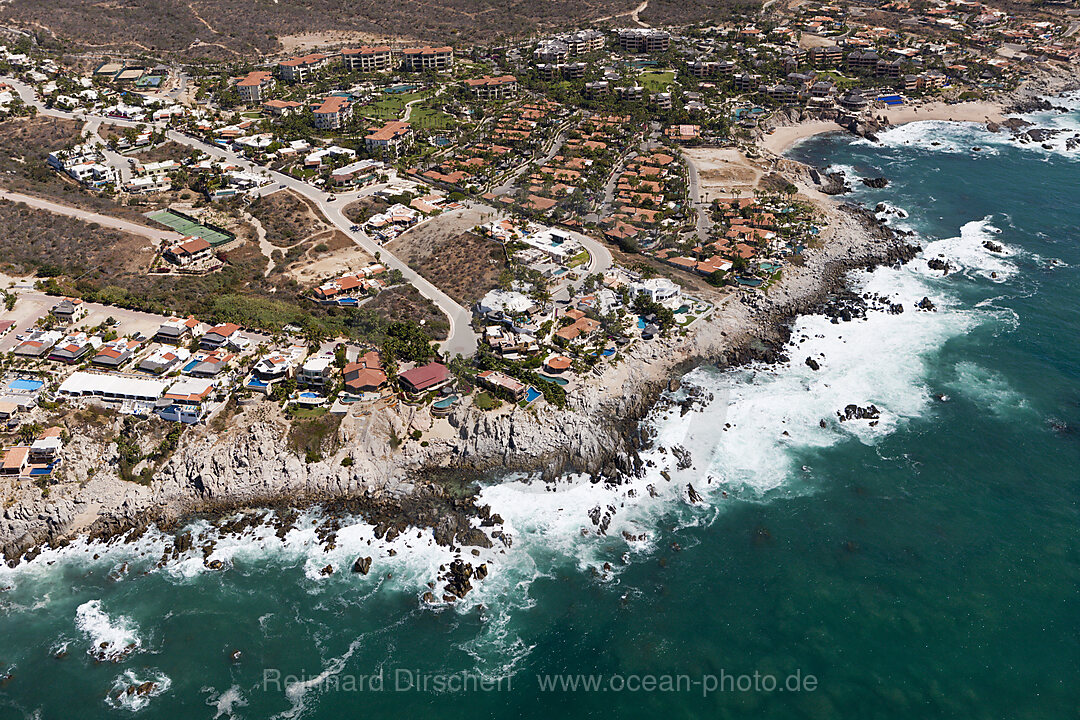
[148,209,234,246]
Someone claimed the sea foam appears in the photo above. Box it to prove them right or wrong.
[75,599,142,663]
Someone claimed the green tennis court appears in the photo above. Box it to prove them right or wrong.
[148,209,234,246]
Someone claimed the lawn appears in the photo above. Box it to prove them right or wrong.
[410,103,456,130]
[639,70,675,92]
[354,91,427,120]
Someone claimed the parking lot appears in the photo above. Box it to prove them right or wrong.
[1,291,190,352]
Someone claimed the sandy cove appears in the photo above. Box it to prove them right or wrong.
[761,99,1007,155]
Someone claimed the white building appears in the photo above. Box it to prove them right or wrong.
[632,278,681,305]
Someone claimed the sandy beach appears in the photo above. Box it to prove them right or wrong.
[762,99,1007,155]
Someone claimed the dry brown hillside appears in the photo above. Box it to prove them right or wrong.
[0,0,700,58]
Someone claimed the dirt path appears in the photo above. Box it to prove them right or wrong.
[0,189,182,243]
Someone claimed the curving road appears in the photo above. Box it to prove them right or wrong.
[3,76,479,357]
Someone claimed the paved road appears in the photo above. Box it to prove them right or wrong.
[0,189,183,243]
[4,76,480,357]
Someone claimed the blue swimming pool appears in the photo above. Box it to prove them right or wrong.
[601,348,616,357]
[180,359,200,373]
[637,317,646,330]
[298,392,321,399]
[432,395,458,409]
[525,387,542,403]
[8,378,43,391]
[246,377,269,389]
[539,374,569,386]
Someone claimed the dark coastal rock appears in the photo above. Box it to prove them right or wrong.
[861,176,889,189]
[820,172,850,195]
[686,484,703,504]
[457,528,493,549]
[1017,128,1061,144]
[927,257,951,274]
[319,564,334,576]
[983,240,1004,253]
[671,445,692,470]
[442,559,474,599]
[917,297,936,311]
[120,681,158,699]
[1005,98,1054,114]
[837,404,881,422]
[805,357,820,371]
[352,556,372,575]
[1001,117,1033,131]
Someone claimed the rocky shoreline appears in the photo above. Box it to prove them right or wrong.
[2,193,918,573]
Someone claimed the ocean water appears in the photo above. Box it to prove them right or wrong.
[2,100,1080,718]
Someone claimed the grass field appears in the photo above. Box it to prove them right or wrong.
[354,91,427,120]
[639,70,675,92]
[409,103,456,130]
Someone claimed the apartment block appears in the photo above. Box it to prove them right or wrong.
[401,46,454,71]
[342,46,393,72]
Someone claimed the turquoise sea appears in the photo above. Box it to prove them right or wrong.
[2,98,1079,718]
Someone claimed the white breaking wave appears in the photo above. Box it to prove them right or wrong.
[868,120,1003,156]
[105,670,171,712]
[75,599,142,662]
[916,217,1017,282]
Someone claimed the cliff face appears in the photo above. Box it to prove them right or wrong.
[1,205,917,564]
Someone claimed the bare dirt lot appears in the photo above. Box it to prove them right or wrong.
[249,190,333,248]
[287,242,376,287]
[386,207,508,307]
[685,147,764,203]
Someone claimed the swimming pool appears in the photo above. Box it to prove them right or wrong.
[246,377,269,389]
[525,387,542,403]
[8,378,43,392]
[637,317,646,330]
[180,359,200,373]
[601,348,616,357]
[539,374,569,386]
[432,395,458,409]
